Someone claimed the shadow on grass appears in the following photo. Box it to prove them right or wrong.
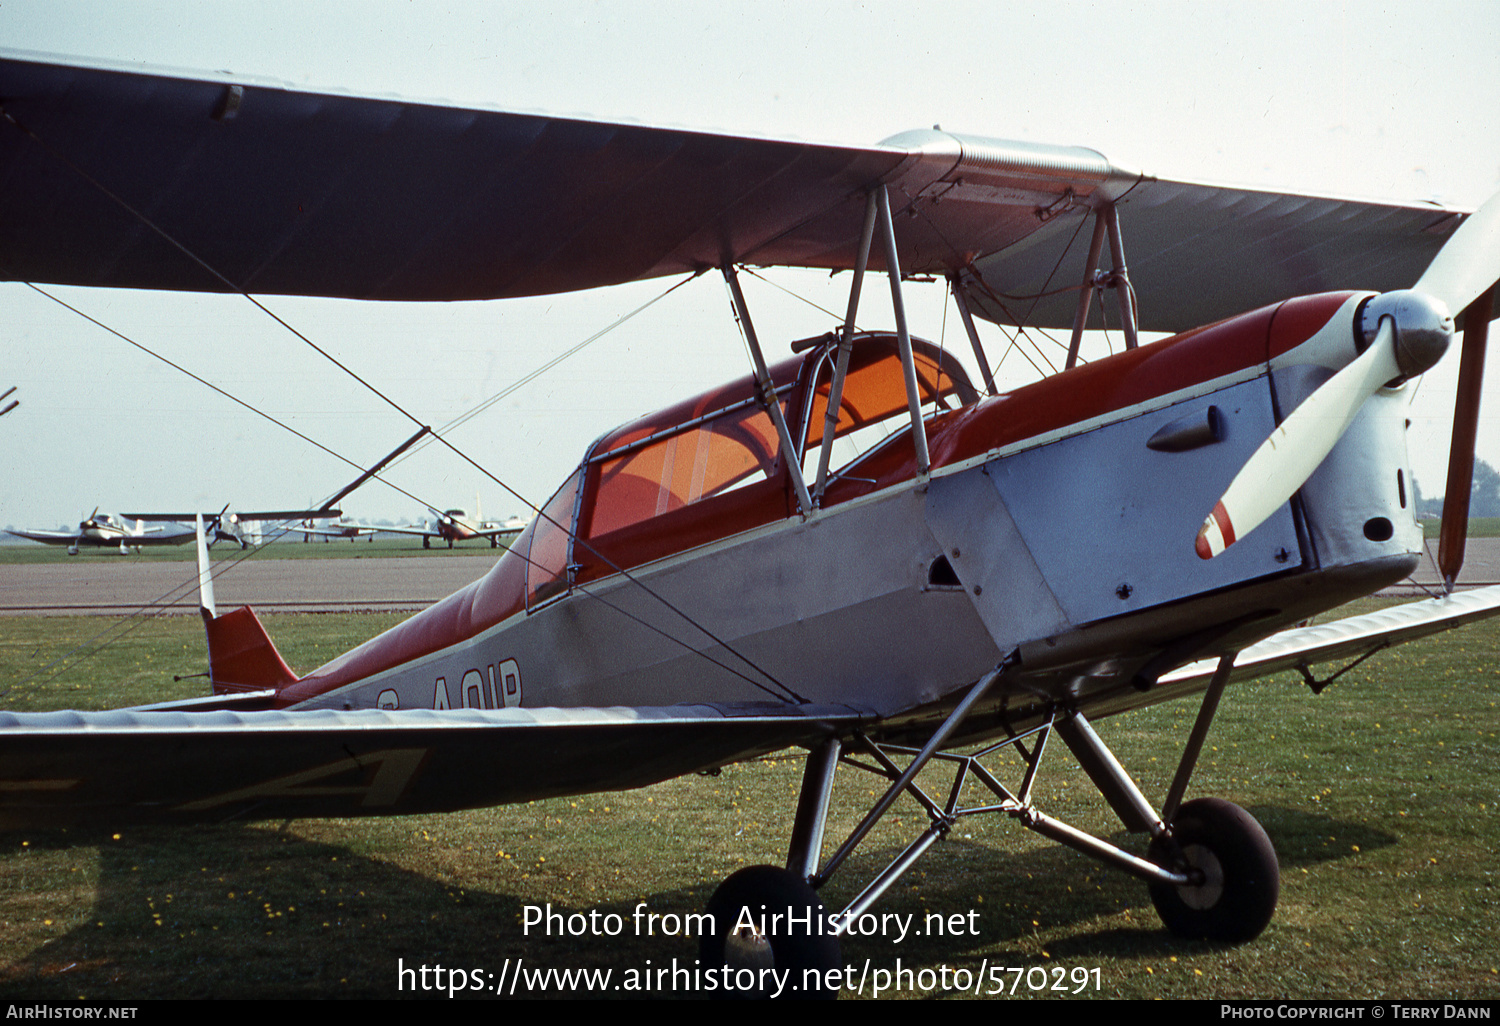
[1246,805,1398,867]
[2,824,707,999]
[0,804,1395,998]
[822,805,1397,968]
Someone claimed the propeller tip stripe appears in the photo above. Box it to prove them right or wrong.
[1196,501,1235,560]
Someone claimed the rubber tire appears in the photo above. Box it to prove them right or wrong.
[699,865,841,999]
[1148,797,1279,942]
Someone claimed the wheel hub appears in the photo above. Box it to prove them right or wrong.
[724,925,776,972]
[1177,842,1225,910]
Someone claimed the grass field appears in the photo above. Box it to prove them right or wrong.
[1422,517,1500,540]
[0,602,1497,1000]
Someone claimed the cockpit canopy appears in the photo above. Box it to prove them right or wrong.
[510,332,978,610]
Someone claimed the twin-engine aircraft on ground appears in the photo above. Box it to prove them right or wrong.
[2,51,1499,991]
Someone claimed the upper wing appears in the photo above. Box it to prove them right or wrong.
[0,702,866,829]
[0,52,1464,332]
[124,509,343,521]
[962,176,1462,333]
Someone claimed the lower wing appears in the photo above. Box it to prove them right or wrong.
[4,588,1497,830]
[0,702,867,829]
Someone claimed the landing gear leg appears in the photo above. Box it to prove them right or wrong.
[1148,797,1279,941]
[1147,654,1279,940]
[1043,696,1281,941]
[700,739,843,998]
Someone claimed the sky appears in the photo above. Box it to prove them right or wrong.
[2,0,1499,534]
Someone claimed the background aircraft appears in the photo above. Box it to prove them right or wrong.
[125,508,347,549]
[381,505,529,549]
[290,505,526,546]
[0,46,1497,992]
[292,514,381,543]
[7,509,193,554]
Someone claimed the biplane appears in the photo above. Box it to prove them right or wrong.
[124,507,347,549]
[2,51,1499,992]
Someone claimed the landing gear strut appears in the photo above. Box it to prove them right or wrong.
[698,652,1281,994]
[1148,797,1279,941]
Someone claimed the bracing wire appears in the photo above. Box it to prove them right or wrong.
[4,106,807,703]
[386,272,704,472]
[21,277,805,702]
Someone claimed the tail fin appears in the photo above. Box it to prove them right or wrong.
[194,512,298,695]
[204,606,299,694]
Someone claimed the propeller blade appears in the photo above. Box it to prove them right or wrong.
[1437,286,1495,590]
[1415,189,1500,316]
[1197,320,1399,559]
[1419,187,1500,589]
[1196,188,1500,561]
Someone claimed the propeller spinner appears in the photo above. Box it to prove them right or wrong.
[1197,188,1500,561]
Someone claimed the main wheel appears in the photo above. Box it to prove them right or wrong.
[700,865,841,999]
[1148,797,1279,942]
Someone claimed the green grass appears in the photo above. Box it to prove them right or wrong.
[0,613,409,712]
[1421,517,1500,539]
[0,601,1497,999]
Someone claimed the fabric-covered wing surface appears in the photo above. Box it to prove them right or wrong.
[0,703,866,828]
[0,53,910,299]
[962,177,1462,333]
[1086,584,1500,720]
[0,51,1468,331]
[3,588,1499,829]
